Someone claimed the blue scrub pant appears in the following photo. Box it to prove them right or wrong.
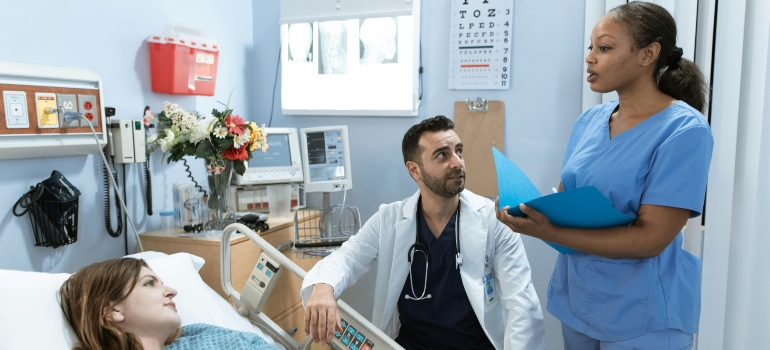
[562,324,693,350]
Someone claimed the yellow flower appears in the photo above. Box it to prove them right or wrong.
[248,122,260,151]
[257,135,269,151]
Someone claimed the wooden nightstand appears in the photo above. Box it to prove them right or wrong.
[139,211,324,345]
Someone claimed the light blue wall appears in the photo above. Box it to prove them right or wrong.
[0,1,585,348]
[0,0,255,272]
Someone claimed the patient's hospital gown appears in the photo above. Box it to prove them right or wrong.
[165,323,277,350]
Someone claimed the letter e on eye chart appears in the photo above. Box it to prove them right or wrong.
[448,0,514,90]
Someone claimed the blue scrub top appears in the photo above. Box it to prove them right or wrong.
[396,207,494,350]
[548,101,713,341]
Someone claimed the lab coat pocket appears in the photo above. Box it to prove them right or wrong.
[585,257,653,339]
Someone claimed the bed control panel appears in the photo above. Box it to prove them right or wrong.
[331,317,376,350]
[241,253,283,314]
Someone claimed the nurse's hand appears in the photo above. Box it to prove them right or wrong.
[495,197,553,238]
[304,283,343,344]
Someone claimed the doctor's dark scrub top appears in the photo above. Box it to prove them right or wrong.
[549,100,713,341]
[395,207,494,350]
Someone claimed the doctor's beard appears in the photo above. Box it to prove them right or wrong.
[420,166,466,198]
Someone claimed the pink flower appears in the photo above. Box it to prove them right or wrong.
[225,115,247,136]
[143,108,153,126]
[206,163,227,175]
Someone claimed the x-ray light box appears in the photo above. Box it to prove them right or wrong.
[279,0,421,117]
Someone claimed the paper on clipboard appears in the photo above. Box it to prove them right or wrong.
[454,99,504,198]
[493,147,636,254]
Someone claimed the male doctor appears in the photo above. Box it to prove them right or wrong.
[301,116,545,349]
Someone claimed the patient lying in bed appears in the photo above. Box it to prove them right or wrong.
[59,257,278,350]
[0,252,283,350]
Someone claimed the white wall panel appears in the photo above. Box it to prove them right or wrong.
[699,0,748,348]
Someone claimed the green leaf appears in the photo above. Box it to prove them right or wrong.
[183,143,198,156]
[209,137,221,152]
[210,136,234,154]
[225,86,240,111]
[234,160,246,176]
[196,141,216,159]
[157,112,172,124]
[219,137,234,150]
[168,147,185,163]
[207,176,219,210]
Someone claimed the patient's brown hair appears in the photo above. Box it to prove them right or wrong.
[59,258,181,350]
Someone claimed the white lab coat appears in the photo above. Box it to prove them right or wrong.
[301,189,545,350]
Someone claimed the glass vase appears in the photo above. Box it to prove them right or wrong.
[204,159,235,231]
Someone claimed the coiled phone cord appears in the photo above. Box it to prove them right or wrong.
[181,158,207,196]
[143,106,153,216]
[143,159,152,215]
[102,146,123,238]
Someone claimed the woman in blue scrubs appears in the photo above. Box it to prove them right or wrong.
[496,2,713,349]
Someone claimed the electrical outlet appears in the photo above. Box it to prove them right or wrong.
[34,92,59,128]
[77,94,98,128]
[2,91,30,129]
[56,94,78,128]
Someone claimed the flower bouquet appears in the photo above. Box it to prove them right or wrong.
[147,100,268,230]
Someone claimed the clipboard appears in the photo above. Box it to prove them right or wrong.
[454,98,504,198]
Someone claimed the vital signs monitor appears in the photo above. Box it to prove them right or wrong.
[233,128,303,185]
[299,126,353,193]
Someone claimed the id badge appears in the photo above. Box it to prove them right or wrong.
[483,269,496,304]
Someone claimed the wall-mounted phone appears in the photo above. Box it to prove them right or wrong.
[109,119,146,164]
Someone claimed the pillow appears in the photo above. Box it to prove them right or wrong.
[126,250,169,262]
[0,252,280,350]
[0,269,77,349]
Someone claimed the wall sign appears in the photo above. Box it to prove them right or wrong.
[448,0,514,90]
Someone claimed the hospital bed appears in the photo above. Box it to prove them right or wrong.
[0,225,402,349]
[220,223,403,350]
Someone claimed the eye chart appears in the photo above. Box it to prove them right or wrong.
[448,0,514,90]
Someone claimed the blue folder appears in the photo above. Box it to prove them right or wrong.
[493,147,635,254]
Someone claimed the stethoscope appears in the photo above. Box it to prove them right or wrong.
[405,198,462,301]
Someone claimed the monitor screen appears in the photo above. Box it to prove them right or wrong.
[306,130,346,182]
[232,128,303,186]
[300,126,352,192]
[250,134,292,167]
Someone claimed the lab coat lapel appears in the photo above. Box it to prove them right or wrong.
[382,190,420,327]
[458,193,491,330]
